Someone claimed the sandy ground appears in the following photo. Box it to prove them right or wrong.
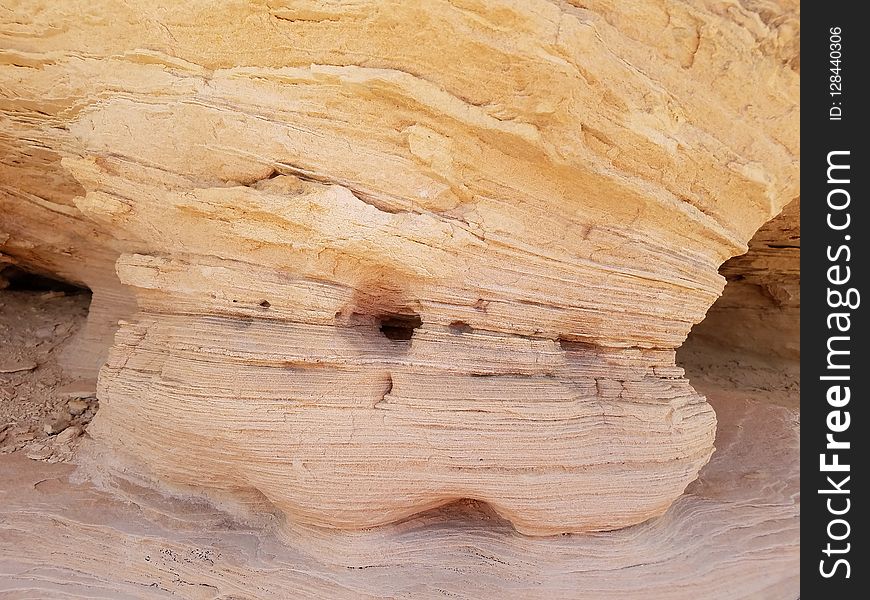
[678,336,800,412]
[0,288,799,598]
[0,289,99,462]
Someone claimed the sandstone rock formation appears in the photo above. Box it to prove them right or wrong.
[1,0,799,535]
[0,382,799,599]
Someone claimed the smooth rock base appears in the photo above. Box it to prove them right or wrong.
[0,380,798,599]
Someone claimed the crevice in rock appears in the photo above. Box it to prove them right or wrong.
[0,266,85,294]
[677,197,799,404]
[378,312,422,341]
[448,320,473,334]
[374,373,394,408]
[557,337,597,352]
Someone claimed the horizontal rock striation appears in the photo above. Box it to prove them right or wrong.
[0,383,800,598]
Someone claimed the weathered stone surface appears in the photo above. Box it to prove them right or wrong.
[0,0,799,534]
[0,380,800,599]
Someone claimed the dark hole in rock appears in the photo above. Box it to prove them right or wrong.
[0,267,85,294]
[448,321,474,334]
[558,337,598,352]
[379,313,422,341]
[259,300,271,308]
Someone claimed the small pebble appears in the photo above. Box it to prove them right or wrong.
[35,325,56,339]
[43,415,71,435]
[55,425,83,444]
[57,380,97,400]
[0,359,38,374]
[25,443,53,461]
[67,399,89,416]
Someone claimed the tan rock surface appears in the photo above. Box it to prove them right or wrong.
[1,0,799,534]
[0,274,799,597]
[0,379,799,599]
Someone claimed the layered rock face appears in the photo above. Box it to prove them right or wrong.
[0,0,798,534]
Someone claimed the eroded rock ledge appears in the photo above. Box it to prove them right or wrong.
[687,196,800,361]
[1,0,799,534]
